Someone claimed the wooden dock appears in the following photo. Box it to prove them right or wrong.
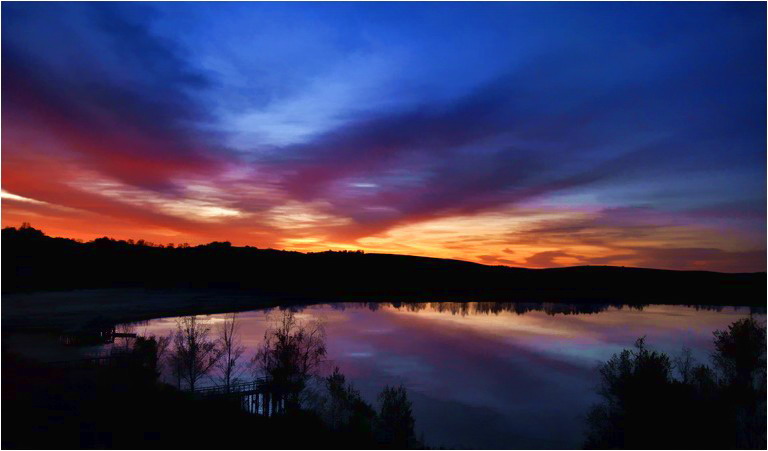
[192,379,284,416]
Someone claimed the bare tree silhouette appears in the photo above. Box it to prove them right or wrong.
[674,346,695,384]
[214,313,247,392]
[170,316,221,391]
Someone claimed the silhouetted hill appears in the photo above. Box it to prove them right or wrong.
[2,226,764,306]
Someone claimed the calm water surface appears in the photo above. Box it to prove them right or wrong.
[121,302,762,449]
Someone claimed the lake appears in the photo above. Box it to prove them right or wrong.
[118,302,762,449]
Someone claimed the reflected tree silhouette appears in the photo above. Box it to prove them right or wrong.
[300,301,763,319]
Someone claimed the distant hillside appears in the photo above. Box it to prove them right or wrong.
[2,226,764,305]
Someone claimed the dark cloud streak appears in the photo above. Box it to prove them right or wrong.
[2,3,228,192]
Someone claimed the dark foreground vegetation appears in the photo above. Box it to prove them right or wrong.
[2,224,766,449]
[2,311,422,449]
[3,225,764,306]
[4,307,764,449]
[586,316,766,449]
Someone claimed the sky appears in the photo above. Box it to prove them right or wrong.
[2,2,766,272]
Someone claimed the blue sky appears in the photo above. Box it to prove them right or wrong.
[3,2,766,271]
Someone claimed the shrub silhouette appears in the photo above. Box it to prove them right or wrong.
[318,367,378,446]
[253,311,326,413]
[585,317,767,449]
[713,317,766,390]
[377,384,418,449]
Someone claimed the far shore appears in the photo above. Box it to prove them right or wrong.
[4,227,764,331]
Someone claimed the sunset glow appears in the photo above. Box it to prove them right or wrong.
[3,3,765,272]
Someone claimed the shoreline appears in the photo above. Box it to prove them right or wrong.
[3,287,765,334]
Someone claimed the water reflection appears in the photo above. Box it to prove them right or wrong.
[321,301,764,316]
[122,302,762,449]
